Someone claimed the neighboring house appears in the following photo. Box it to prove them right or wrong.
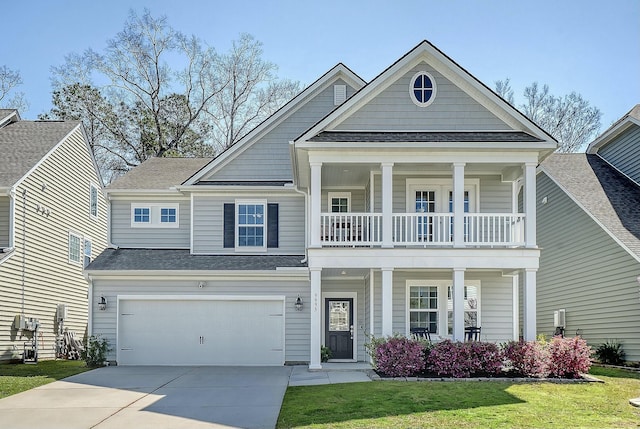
[537,105,640,362]
[86,41,556,368]
[0,109,107,362]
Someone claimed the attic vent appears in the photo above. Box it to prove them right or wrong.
[334,84,347,105]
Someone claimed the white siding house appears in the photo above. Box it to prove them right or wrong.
[0,110,107,362]
[86,42,556,367]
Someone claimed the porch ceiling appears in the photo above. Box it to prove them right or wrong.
[320,162,522,187]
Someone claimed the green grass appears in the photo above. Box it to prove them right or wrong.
[0,360,91,399]
[277,367,640,428]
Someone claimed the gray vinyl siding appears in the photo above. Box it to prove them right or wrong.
[91,278,310,363]
[0,127,108,362]
[598,126,640,184]
[192,193,305,254]
[110,198,191,248]
[208,79,357,181]
[370,270,513,342]
[0,196,9,247]
[322,279,367,361]
[335,63,510,131]
[371,175,512,213]
[537,172,640,361]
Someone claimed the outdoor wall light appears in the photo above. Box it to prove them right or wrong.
[295,294,303,311]
[98,296,107,311]
[198,281,206,289]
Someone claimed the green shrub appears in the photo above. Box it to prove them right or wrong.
[81,335,110,367]
[320,346,332,362]
[595,340,625,365]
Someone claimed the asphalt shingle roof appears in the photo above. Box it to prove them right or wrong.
[541,154,640,258]
[308,130,543,143]
[86,248,308,271]
[108,157,213,190]
[0,120,79,187]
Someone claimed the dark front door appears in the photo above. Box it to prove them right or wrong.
[325,298,353,359]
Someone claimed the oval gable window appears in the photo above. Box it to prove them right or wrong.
[410,71,436,107]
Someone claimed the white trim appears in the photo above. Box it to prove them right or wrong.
[321,291,358,362]
[327,192,351,212]
[83,236,92,268]
[405,178,479,213]
[130,203,180,228]
[587,116,640,154]
[68,231,82,265]
[405,279,481,338]
[84,270,310,280]
[189,194,194,253]
[409,71,437,107]
[234,199,267,252]
[89,183,99,220]
[539,167,640,264]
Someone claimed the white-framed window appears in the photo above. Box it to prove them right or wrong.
[131,204,179,228]
[405,178,479,213]
[68,232,82,264]
[83,238,92,267]
[235,200,266,250]
[406,279,481,337]
[409,71,437,107]
[328,192,351,213]
[407,281,440,334]
[89,184,99,219]
[447,282,481,335]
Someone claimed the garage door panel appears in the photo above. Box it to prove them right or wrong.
[118,298,284,366]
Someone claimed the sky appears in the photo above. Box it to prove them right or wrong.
[2,0,639,134]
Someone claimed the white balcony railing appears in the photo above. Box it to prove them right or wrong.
[319,212,525,247]
[321,213,382,245]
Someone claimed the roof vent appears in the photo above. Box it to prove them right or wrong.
[334,84,346,105]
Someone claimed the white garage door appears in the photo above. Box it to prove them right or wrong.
[117,297,284,365]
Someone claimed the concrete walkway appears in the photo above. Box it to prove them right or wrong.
[288,363,372,386]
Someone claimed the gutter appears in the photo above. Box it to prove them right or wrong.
[289,140,308,264]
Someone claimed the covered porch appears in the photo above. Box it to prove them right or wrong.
[307,262,538,370]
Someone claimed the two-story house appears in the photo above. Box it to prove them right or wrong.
[537,104,640,362]
[0,109,107,362]
[86,41,556,368]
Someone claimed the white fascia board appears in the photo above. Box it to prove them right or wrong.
[176,185,297,194]
[0,110,19,127]
[295,41,557,145]
[307,247,540,270]
[298,140,557,152]
[538,167,640,264]
[183,64,366,185]
[586,117,640,154]
[105,189,185,197]
[12,123,83,190]
[306,149,543,164]
[85,270,309,280]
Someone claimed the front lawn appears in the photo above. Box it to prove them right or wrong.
[277,367,640,428]
[0,360,91,399]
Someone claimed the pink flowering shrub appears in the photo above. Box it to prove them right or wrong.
[374,336,426,377]
[547,336,592,378]
[427,340,502,378]
[502,340,549,378]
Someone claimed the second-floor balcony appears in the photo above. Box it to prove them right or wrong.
[320,212,525,247]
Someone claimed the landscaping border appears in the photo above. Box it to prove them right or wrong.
[367,370,604,383]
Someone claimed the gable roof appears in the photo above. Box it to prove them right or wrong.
[295,40,557,147]
[308,130,543,143]
[540,153,640,262]
[0,120,80,188]
[182,63,366,185]
[108,157,213,190]
[587,104,640,154]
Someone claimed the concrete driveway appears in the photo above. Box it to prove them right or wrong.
[0,365,292,429]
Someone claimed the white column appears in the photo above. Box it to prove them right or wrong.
[452,162,466,247]
[452,268,465,341]
[381,268,393,337]
[512,274,520,341]
[309,268,322,369]
[369,268,375,337]
[524,162,537,248]
[523,268,537,341]
[310,162,322,248]
[381,162,394,248]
